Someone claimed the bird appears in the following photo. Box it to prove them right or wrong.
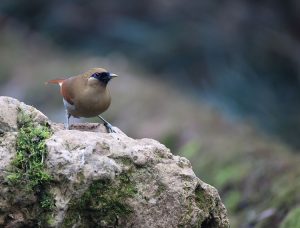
[46,68,118,133]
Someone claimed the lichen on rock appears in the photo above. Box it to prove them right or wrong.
[0,96,229,227]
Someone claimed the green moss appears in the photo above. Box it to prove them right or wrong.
[280,207,300,228]
[40,191,55,210]
[6,109,54,223]
[195,185,215,216]
[180,184,219,227]
[179,196,203,228]
[63,173,137,227]
[7,109,52,190]
[46,215,56,227]
[195,186,207,209]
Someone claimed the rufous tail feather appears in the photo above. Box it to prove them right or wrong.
[45,79,65,87]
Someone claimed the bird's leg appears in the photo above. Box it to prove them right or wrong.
[65,110,71,130]
[98,115,116,133]
[63,98,71,129]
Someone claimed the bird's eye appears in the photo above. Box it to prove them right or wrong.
[91,72,100,78]
[100,72,110,77]
[91,72,109,78]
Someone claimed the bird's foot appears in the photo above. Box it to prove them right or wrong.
[104,122,116,133]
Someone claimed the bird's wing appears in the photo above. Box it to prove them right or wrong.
[60,79,75,105]
[46,79,74,105]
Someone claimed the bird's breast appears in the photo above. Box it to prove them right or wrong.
[69,87,111,118]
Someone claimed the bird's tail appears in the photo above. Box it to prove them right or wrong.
[45,79,65,87]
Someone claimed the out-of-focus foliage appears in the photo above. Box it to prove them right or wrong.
[1,0,300,147]
[280,207,300,228]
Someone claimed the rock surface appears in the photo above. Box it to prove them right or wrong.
[0,96,229,227]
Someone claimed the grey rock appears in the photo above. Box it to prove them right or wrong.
[0,96,229,228]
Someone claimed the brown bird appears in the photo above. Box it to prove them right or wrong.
[46,68,118,132]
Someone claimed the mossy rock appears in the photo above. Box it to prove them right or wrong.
[7,108,53,191]
[5,108,55,225]
[63,173,137,227]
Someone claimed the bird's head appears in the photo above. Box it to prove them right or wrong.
[88,68,118,85]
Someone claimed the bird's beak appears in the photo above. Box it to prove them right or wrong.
[109,73,118,78]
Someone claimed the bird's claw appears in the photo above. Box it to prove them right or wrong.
[104,122,116,133]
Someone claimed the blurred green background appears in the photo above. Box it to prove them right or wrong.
[1,1,300,227]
